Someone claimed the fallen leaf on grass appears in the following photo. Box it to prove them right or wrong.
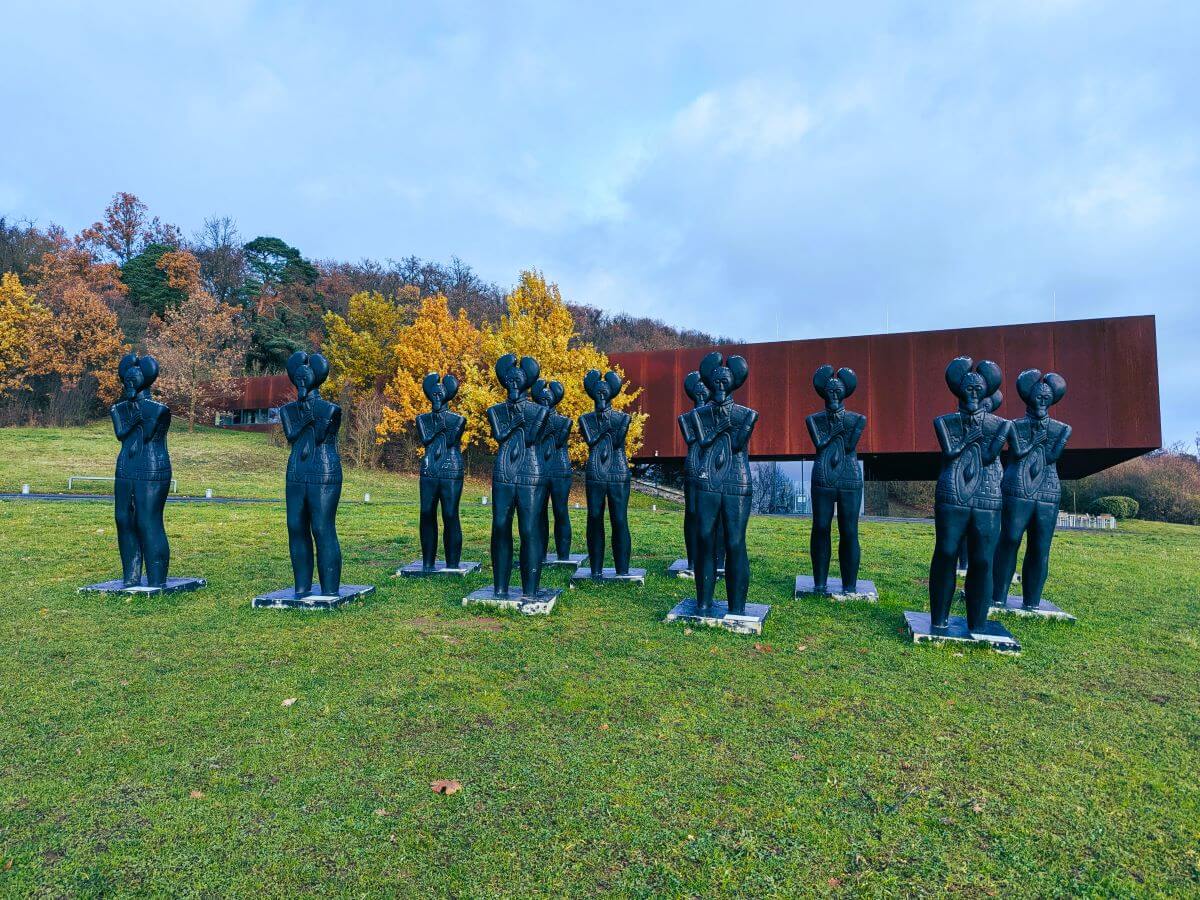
[4,859,13,870]
[709,647,719,655]
[796,644,808,652]
[375,808,389,817]
[683,628,693,635]
[828,877,842,887]
[753,643,774,653]
[189,790,204,799]
[281,697,297,708]
[791,753,803,761]
[431,779,461,795]
[598,723,609,731]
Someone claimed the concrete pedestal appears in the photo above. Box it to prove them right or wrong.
[989,594,1075,622]
[794,574,878,602]
[665,597,769,635]
[396,561,481,577]
[903,610,1021,653]
[571,567,646,585]
[253,584,375,610]
[666,559,724,580]
[543,553,585,567]
[463,587,560,615]
[80,576,206,596]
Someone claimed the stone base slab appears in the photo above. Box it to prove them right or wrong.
[253,584,375,610]
[463,587,560,615]
[794,574,878,601]
[396,560,481,577]
[666,559,724,580]
[904,610,1021,653]
[989,594,1075,621]
[543,553,586,567]
[80,576,206,596]
[959,568,1019,583]
[665,597,769,635]
[571,567,646,585]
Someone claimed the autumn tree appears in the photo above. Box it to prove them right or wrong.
[0,273,51,397]
[80,192,180,264]
[457,269,646,464]
[121,243,187,319]
[377,294,482,445]
[321,289,415,466]
[145,284,249,431]
[193,216,246,304]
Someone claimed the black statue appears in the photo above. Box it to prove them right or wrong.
[689,352,758,613]
[280,351,343,597]
[806,365,867,593]
[112,353,172,586]
[955,389,1003,574]
[416,372,466,570]
[677,372,725,576]
[578,370,634,576]
[992,370,1071,610]
[486,354,550,597]
[533,378,575,562]
[929,357,1010,633]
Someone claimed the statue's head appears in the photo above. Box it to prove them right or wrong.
[584,369,622,411]
[495,353,540,400]
[1016,369,1067,420]
[683,371,709,408]
[287,351,329,400]
[422,372,459,411]
[532,378,565,409]
[946,357,1002,415]
[699,352,748,404]
[813,365,857,413]
[118,353,158,401]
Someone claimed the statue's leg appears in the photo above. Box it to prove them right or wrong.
[585,477,607,572]
[682,478,696,569]
[714,508,727,572]
[930,502,969,628]
[836,484,863,592]
[992,496,1030,606]
[609,479,632,574]
[1022,500,1058,609]
[724,491,752,615]
[442,477,464,569]
[694,488,720,611]
[551,475,573,559]
[538,476,551,562]
[310,479,343,595]
[419,475,439,569]
[114,476,141,585]
[516,482,547,596]
[136,478,171,587]
[809,485,835,591]
[286,480,314,597]
[491,483,516,596]
[964,506,1000,632]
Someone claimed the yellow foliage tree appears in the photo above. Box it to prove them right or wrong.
[322,289,412,400]
[0,273,52,396]
[377,294,482,444]
[457,269,645,465]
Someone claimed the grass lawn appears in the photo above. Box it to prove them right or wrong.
[1,428,1198,896]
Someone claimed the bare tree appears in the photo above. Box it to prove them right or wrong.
[192,216,247,305]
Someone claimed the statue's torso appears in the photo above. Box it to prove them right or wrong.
[1002,416,1067,503]
[538,412,572,479]
[695,402,754,496]
[935,411,1005,509]
[282,397,342,484]
[809,410,865,490]
[113,399,172,481]
[418,410,465,479]
[680,410,703,480]
[580,409,630,484]
[491,398,546,486]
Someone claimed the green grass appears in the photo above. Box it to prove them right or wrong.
[1,428,1198,896]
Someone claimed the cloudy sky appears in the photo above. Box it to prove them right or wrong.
[3,1,1197,442]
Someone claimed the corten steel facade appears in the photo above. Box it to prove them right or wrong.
[610,315,1160,480]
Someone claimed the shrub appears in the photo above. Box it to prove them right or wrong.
[1088,496,1140,519]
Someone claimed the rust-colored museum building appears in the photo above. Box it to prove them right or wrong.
[218,314,1160,481]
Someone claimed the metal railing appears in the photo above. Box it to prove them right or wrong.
[67,475,178,493]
